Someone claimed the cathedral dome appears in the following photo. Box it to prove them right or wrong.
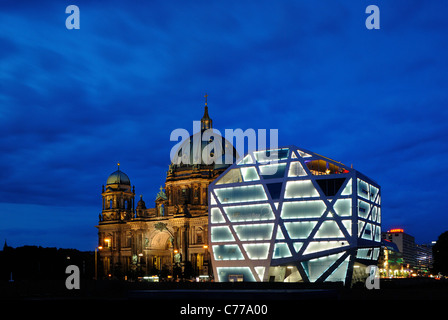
[106,167,131,185]
[170,99,239,170]
[171,131,238,170]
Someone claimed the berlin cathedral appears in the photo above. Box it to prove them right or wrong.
[96,99,238,280]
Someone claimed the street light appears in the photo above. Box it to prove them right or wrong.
[95,245,103,280]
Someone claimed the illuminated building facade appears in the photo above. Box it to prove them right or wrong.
[208,146,381,286]
[382,229,417,270]
[96,101,237,279]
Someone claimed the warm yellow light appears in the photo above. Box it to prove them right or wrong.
[174,249,179,253]
[203,245,208,249]
[98,246,103,250]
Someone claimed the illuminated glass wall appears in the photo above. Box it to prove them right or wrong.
[208,146,381,286]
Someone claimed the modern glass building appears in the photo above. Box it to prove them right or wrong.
[208,146,381,286]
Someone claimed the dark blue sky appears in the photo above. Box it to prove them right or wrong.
[0,1,447,250]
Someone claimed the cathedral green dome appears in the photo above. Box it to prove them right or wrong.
[106,167,131,185]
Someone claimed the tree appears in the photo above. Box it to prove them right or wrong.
[432,231,448,276]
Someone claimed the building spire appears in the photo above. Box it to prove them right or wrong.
[201,93,212,131]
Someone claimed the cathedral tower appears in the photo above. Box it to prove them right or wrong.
[100,163,135,222]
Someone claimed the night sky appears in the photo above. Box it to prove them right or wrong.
[0,1,447,251]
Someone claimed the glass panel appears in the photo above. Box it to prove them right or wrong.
[212,245,244,260]
[259,163,287,179]
[288,161,307,177]
[253,148,289,163]
[342,220,352,236]
[370,185,379,202]
[223,203,274,222]
[234,223,274,241]
[326,256,349,284]
[357,248,373,259]
[216,168,242,185]
[297,149,312,158]
[314,220,344,238]
[357,178,369,199]
[358,221,365,237]
[241,167,260,181]
[284,180,319,198]
[371,206,377,222]
[273,243,292,258]
[215,185,267,204]
[242,243,270,260]
[237,154,253,165]
[358,200,370,219]
[216,267,255,282]
[276,228,285,240]
[211,226,235,242]
[211,207,226,223]
[281,200,327,219]
[373,248,380,260]
[341,178,352,195]
[303,241,348,255]
[293,242,304,253]
[284,221,316,239]
[374,225,381,242]
[210,193,217,205]
[361,223,372,240]
[333,198,352,217]
[301,253,343,282]
[254,266,265,280]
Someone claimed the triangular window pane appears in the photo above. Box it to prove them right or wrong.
[273,243,292,259]
[211,207,226,223]
[314,220,344,238]
[288,161,307,177]
[237,154,253,165]
[276,227,285,240]
[301,253,343,282]
[293,242,304,253]
[341,178,352,195]
[291,151,298,159]
[210,193,217,205]
[297,149,312,158]
[254,266,265,281]
[216,168,242,185]
[326,256,350,284]
[342,220,352,236]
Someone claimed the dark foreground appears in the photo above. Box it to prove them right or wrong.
[2,278,448,317]
[2,278,448,300]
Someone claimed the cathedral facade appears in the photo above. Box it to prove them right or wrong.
[96,102,237,280]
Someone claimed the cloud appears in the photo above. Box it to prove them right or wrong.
[0,0,447,248]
